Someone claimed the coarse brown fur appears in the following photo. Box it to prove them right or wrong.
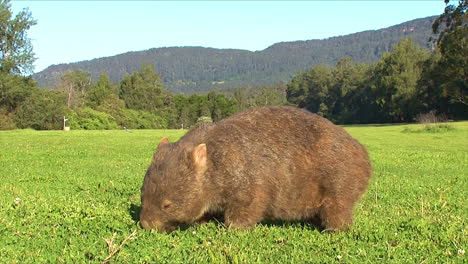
[140,106,372,232]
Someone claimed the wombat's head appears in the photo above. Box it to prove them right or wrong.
[140,137,208,233]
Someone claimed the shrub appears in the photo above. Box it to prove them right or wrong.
[421,124,455,133]
[67,107,119,130]
[402,124,455,133]
[117,109,168,129]
[415,110,448,124]
[196,116,213,124]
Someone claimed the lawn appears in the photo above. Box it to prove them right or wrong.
[0,122,466,263]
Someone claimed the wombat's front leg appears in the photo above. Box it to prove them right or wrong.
[193,212,223,226]
[224,208,263,229]
[223,191,267,229]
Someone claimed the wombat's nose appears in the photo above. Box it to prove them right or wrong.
[140,220,151,230]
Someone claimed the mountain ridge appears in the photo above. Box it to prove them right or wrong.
[33,15,437,94]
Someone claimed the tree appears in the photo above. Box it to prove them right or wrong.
[303,65,332,115]
[209,92,236,122]
[177,106,191,129]
[371,38,429,122]
[95,94,126,118]
[432,0,467,105]
[0,0,37,75]
[232,89,248,112]
[15,88,66,130]
[286,74,308,108]
[0,72,35,111]
[119,64,177,126]
[253,85,287,108]
[86,72,113,108]
[56,70,92,109]
[119,64,166,112]
[329,58,372,123]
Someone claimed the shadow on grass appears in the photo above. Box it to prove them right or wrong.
[260,217,323,231]
[129,204,323,232]
[129,203,141,222]
[189,214,323,232]
[341,123,410,128]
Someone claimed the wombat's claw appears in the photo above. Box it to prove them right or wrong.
[225,221,256,230]
[320,228,336,233]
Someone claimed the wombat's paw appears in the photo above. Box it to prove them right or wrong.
[320,225,351,233]
[321,218,353,232]
[224,219,257,230]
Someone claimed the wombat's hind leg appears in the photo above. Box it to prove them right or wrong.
[319,198,353,232]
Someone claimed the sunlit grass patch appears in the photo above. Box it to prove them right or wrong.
[0,123,467,263]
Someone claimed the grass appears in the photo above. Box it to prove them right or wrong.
[0,122,467,263]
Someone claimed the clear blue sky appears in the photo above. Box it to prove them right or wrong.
[11,1,446,73]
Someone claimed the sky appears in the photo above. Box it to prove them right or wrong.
[10,1,446,73]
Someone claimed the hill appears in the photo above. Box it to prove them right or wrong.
[33,16,437,94]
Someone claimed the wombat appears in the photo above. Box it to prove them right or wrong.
[140,106,372,233]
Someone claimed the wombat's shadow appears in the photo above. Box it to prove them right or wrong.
[129,204,323,231]
[261,217,323,231]
[129,203,141,222]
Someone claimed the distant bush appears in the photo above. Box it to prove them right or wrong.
[0,107,16,130]
[196,116,213,124]
[402,124,455,133]
[420,124,455,133]
[67,107,119,130]
[415,110,448,124]
[403,110,454,133]
[117,109,168,129]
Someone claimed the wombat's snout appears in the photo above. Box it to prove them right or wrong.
[140,219,176,233]
[140,220,151,230]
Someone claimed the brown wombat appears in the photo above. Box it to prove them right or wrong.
[140,106,372,233]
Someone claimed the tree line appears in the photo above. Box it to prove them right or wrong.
[286,0,466,123]
[286,38,466,124]
[1,60,286,130]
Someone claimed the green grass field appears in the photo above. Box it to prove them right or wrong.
[0,122,466,263]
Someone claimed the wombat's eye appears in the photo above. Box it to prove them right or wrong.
[161,199,172,211]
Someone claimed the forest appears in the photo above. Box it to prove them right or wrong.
[0,0,466,130]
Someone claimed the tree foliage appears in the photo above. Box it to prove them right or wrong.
[119,64,166,112]
[371,38,430,121]
[0,0,36,75]
[86,72,113,108]
[432,0,467,105]
[286,38,467,123]
[0,72,35,111]
[15,88,66,130]
[56,70,92,109]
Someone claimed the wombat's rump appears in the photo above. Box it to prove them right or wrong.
[140,106,372,232]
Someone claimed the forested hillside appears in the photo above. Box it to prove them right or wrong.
[33,16,437,93]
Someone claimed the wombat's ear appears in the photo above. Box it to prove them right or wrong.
[192,143,207,173]
[159,137,170,146]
